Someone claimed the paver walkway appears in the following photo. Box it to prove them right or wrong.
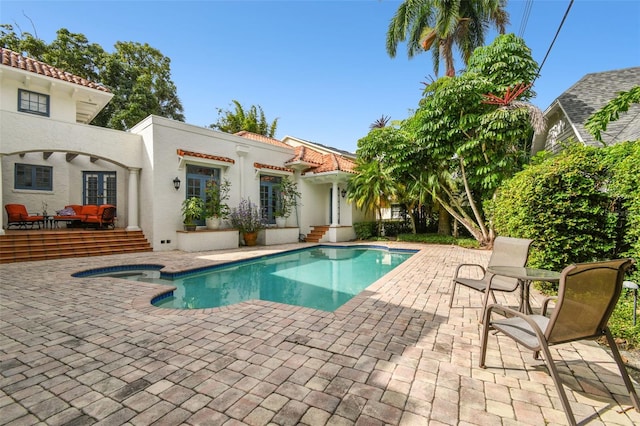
[1,242,639,425]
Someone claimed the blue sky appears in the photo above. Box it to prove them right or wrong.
[1,0,639,153]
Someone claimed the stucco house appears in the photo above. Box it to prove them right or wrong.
[0,48,370,249]
[532,66,640,155]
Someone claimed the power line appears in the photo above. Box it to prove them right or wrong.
[535,0,574,81]
[518,0,534,38]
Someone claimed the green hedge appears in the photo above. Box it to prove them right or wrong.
[353,220,412,239]
[491,141,640,347]
[492,144,617,279]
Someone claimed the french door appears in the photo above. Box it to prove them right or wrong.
[83,172,116,205]
[260,175,281,224]
[186,165,220,225]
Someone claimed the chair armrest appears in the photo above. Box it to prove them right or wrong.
[541,296,557,316]
[484,303,547,338]
[453,263,486,279]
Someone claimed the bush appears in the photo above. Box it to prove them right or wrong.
[491,143,618,290]
[354,222,376,240]
[492,140,640,348]
[397,233,479,248]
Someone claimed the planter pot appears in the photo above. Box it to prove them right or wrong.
[243,231,258,246]
[184,224,197,232]
[206,216,221,230]
[275,216,287,228]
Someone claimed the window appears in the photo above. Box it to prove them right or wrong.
[15,164,52,191]
[18,89,50,117]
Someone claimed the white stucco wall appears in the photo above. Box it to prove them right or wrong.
[130,116,298,251]
[1,111,142,228]
[0,76,75,122]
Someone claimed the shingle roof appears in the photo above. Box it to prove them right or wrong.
[556,67,640,146]
[0,48,111,93]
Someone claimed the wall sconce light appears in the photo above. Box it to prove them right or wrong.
[173,177,181,190]
[341,189,347,198]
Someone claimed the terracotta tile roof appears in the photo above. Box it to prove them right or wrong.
[287,146,323,166]
[254,162,295,173]
[310,153,357,174]
[235,131,293,149]
[235,131,355,174]
[287,147,356,174]
[1,48,111,93]
[177,149,235,164]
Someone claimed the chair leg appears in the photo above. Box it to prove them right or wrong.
[538,342,577,426]
[449,280,457,308]
[479,312,492,368]
[604,328,640,411]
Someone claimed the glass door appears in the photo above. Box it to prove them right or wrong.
[83,172,116,205]
[186,165,220,225]
[259,175,281,224]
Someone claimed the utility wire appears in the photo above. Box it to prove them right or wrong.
[535,0,574,81]
[518,0,533,38]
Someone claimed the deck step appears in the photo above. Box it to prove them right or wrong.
[0,229,152,264]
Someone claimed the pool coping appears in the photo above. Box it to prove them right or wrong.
[75,243,422,319]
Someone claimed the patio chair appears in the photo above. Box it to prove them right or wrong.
[449,236,533,311]
[5,204,45,229]
[480,258,639,426]
[83,205,116,229]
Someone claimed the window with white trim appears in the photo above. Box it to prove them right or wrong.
[18,89,50,117]
[15,163,53,191]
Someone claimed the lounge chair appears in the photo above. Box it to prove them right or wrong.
[4,204,45,229]
[449,236,533,312]
[480,258,640,426]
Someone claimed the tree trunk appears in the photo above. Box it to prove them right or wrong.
[437,208,450,235]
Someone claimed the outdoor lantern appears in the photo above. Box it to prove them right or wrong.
[341,189,346,198]
[173,177,181,190]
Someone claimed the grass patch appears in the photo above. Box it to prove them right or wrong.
[396,233,479,248]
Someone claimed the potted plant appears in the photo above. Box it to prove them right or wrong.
[204,178,231,229]
[181,196,205,231]
[229,198,265,246]
[274,176,301,227]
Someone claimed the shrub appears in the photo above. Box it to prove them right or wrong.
[397,233,479,248]
[354,222,376,240]
[491,144,617,290]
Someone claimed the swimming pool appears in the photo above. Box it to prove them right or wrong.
[76,245,416,312]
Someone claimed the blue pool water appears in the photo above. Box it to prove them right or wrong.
[77,246,415,312]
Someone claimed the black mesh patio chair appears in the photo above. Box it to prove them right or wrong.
[480,258,640,426]
[449,236,533,310]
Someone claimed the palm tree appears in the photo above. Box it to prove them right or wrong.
[347,160,397,236]
[386,0,508,77]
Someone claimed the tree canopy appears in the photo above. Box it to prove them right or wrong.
[0,24,185,129]
[354,34,540,246]
[209,100,278,137]
[386,0,508,76]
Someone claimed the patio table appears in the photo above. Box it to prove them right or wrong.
[486,266,561,314]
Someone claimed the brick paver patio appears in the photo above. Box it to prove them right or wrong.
[1,242,639,425]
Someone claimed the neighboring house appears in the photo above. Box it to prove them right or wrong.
[532,67,640,155]
[0,48,371,247]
